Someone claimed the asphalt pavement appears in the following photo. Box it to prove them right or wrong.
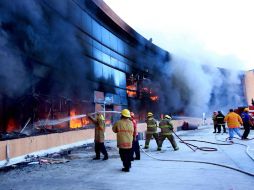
[0,125,254,190]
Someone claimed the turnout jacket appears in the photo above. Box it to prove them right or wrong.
[146,117,158,134]
[159,118,173,135]
[89,114,106,143]
[216,113,225,125]
[113,118,134,149]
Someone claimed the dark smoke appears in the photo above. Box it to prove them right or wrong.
[0,0,90,99]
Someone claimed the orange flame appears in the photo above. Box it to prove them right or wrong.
[6,118,17,133]
[70,109,87,129]
[150,96,159,101]
[127,85,137,97]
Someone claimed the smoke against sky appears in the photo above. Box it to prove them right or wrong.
[103,0,248,116]
[104,0,254,71]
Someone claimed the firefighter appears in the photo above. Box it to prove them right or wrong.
[216,111,226,133]
[144,112,159,149]
[130,112,140,160]
[157,115,179,151]
[87,112,108,160]
[224,109,243,141]
[212,111,218,133]
[241,108,252,139]
[112,109,134,172]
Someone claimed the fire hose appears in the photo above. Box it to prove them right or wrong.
[33,111,121,128]
[139,131,254,177]
[140,146,254,177]
[215,135,254,161]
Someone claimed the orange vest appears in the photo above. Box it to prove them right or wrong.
[224,112,243,128]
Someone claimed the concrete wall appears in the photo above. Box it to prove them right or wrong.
[244,70,254,105]
[0,118,205,167]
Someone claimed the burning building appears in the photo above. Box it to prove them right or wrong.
[0,0,170,136]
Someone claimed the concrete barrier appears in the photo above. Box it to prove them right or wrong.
[0,118,207,168]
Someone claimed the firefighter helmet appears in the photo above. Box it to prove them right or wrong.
[244,108,249,112]
[164,115,172,120]
[96,112,105,120]
[130,112,135,118]
[121,109,131,118]
[147,112,153,117]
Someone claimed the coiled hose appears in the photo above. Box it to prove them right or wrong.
[140,131,254,177]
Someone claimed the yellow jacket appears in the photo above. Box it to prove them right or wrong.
[89,114,105,143]
[224,112,243,128]
[112,118,134,149]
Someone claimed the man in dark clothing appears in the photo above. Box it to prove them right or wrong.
[216,111,226,133]
[241,108,252,139]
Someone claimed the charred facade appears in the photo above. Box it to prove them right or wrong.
[0,0,170,135]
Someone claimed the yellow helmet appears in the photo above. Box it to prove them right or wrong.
[121,109,131,118]
[164,115,172,120]
[244,108,249,112]
[96,113,105,120]
[147,112,153,117]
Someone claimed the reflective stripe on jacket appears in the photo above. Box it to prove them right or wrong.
[89,115,105,143]
[159,119,173,135]
[216,113,225,124]
[112,118,134,149]
[146,117,157,134]
[224,112,243,128]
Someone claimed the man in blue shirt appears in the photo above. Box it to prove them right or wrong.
[241,108,252,139]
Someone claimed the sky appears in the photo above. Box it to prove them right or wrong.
[104,0,254,70]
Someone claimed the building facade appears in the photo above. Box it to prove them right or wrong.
[0,0,169,134]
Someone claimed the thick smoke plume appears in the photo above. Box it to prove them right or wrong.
[0,0,89,99]
[151,53,246,117]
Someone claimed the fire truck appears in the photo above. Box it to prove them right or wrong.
[234,106,254,129]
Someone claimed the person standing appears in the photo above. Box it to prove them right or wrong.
[144,112,159,149]
[112,109,134,172]
[216,111,226,133]
[88,112,108,160]
[212,111,218,133]
[224,109,243,141]
[157,115,179,151]
[130,112,140,160]
[241,108,252,139]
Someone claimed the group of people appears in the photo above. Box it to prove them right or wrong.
[144,112,179,151]
[212,111,227,133]
[213,108,253,141]
[88,109,140,172]
[88,109,178,172]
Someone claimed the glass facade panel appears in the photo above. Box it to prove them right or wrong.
[92,20,101,42]
[102,64,112,81]
[93,48,102,62]
[81,12,92,34]
[102,52,110,65]
[109,33,118,51]
[93,60,103,79]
